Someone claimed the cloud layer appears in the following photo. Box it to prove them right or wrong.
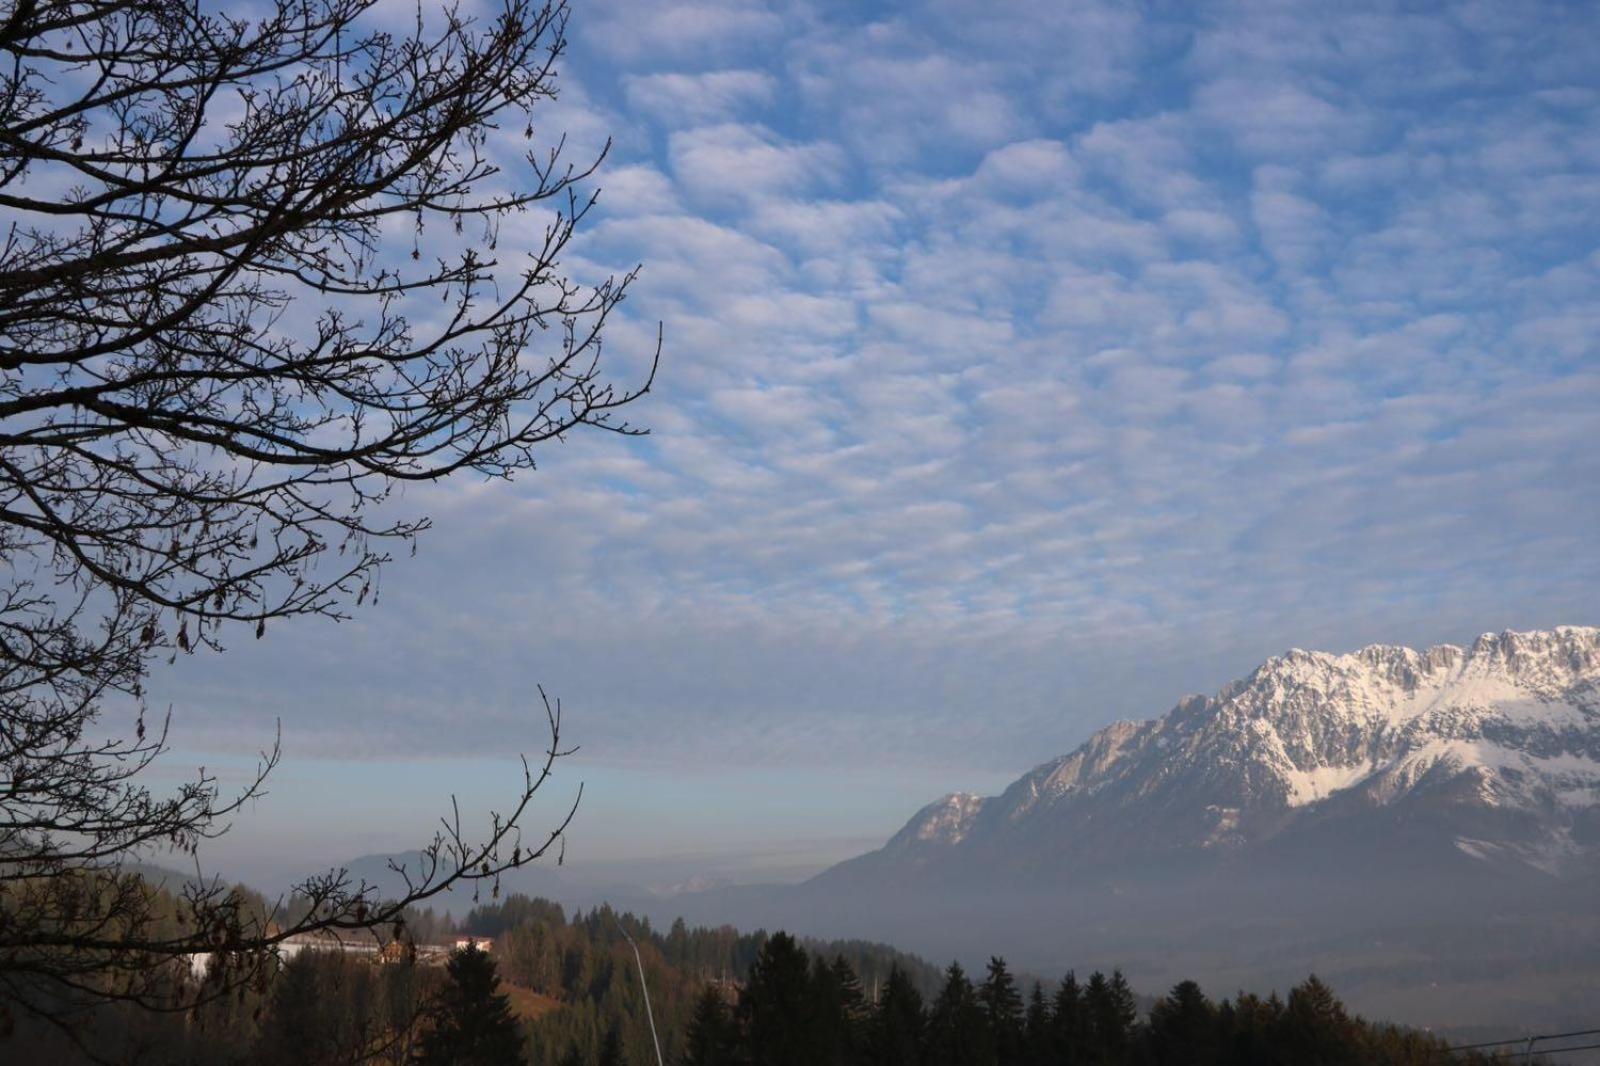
[160,0,1600,786]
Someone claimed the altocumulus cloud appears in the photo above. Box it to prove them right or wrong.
[159,0,1600,777]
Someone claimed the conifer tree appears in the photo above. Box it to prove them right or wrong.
[683,985,740,1066]
[926,962,995,1066]
[597,1022,626,1066]
[979,956,1025,1065]
[1150,979,1217,1065]
[1279,975,1361,1066]
[1052,971,1086,1063]
[1083,972,1110,1063]
[1105,971,1142,1062]
[416,947,525,1066]
[1023,982,1052,1066]
[667,918,692,967]
[832,955,869,1025]
[810,955,867,1064]
[738,932,817,1066]
[867,964,926,1066]
[1082,971,1139,1065]
[1217,991,1282,1065]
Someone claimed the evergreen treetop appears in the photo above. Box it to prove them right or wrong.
[416,947,525,1066]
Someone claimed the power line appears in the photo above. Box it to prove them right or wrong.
[1450,1027,1600,1051]
[1443,1026,1600,1060]
[1486,1042,1600,1061]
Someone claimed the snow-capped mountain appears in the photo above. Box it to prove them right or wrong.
[826,627,1600,884]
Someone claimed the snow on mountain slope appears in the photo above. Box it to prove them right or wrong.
[845,627,1600,880]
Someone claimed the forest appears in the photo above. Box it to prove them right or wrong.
[5,888,1521,1064]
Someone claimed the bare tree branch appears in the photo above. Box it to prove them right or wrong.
[0,0,652,1028]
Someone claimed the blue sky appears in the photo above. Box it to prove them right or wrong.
[155,0,1600,886]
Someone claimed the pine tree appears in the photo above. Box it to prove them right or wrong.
[811,955,867,1064]
[597,1022,625,1066]
[832,955,868,1025]
[1082,971,1139,1065]
[926,962,995,1066]
[979,957,1024,1065]
[1022,982,1052,1066]
[1150,979,1216,1065]
[738,932,817,1066]
[1279,975,1361,1066]
[1052,971,1086,1064]
[416,947,526,1066]
[1217,991,1281,1065]
[1106,971,1142,1062]
[667,918,691,967]
[683,985,740,1066]
[867,964,925,1066]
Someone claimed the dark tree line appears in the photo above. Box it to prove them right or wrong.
[0,885,1524,1064]
[683,935,1512,1066]
[472,899,943,1066]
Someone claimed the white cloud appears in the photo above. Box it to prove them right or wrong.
[791,34,1031,167]
[623,69,777,126]
[748,199,903,259]
[1194,79,1369,158]
[581,0,788,64]
[595,164,682,216]
[146,0,1600,789]
[668,123,846,206]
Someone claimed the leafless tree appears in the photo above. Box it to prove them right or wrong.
[0,0,653,1039]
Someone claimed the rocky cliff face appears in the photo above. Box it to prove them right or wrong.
[830,627,1600,883]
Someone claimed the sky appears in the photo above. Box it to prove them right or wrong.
[149,0,1600,888]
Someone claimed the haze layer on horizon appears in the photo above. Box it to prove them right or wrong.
[144,0,1600,887]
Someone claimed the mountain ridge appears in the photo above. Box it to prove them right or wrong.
[821,626,1600,885]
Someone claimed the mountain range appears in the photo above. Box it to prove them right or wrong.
[324,627,1600,1035]
[821,626,1600,888]
[741,627,1600,1036]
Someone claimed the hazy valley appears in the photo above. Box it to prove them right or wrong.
[311,627,1600,1040]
